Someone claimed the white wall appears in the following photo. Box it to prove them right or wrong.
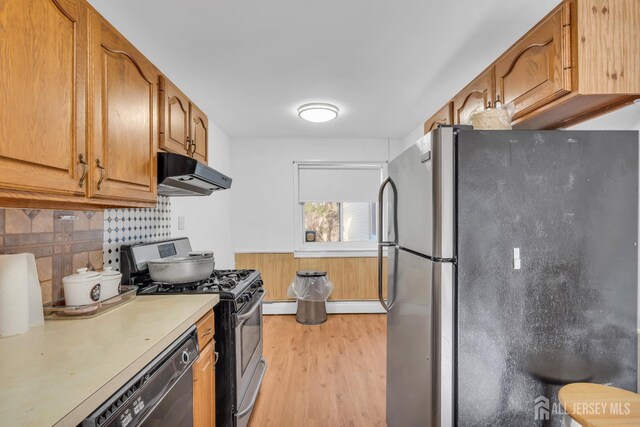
[230,138,401,253]
[566,103,640,132]
[171,123,235,268]
[401,122,426,153]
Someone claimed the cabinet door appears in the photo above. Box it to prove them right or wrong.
[495,3,571,120]
[196,310,214,348]
[88,12,157,204]
[452,68,495,125]
[0,0,87,196]
[193,341,215,427]
[424,103,453,134]
[159,75,190,156]
[189,104,209,164]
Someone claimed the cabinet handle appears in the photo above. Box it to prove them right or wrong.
[201,328,212,337]
[78,154,88,188]
[214,351,219,365]
[96,159,106,190]
[187,138,197,156]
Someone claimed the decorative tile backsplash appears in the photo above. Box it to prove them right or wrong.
[0,210,103,304]
[0,196,171,304]
[103,196,171,268]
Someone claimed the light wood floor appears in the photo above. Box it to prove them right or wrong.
[249,314,387,427]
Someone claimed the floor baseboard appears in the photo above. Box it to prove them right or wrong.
[263,300,386,315]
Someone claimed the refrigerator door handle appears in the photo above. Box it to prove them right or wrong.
[377,176,398,312]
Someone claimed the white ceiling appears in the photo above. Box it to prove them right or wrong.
[88,0,559,139]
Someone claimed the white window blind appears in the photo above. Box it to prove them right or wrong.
[297,163,382,203]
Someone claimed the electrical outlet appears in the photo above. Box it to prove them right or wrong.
[178,216,185,230]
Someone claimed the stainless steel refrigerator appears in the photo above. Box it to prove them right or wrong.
[378,127,638,427]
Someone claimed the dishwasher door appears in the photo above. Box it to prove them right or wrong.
[139,369,194,427]
[82,327,198,427]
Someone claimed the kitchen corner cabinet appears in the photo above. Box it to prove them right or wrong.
[193,310,216,427]
[452,68,495,125]
[423,102,453,134]
[0,0,88,200]
[87,11,158,204]
[159,76,209,164]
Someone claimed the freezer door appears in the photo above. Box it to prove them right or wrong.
[388,127,455,259]
[387,248,438,427]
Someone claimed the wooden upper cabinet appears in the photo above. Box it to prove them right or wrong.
[189,104,209,164]
[452,68,496,125]
[420,0,638,132]
[424,103,453,134]
[495,3,571,120]
[193,341,216,427]
[0,0,87,197]
[159,76,190,155]
[159,75,209,164]
[88,11,158,204]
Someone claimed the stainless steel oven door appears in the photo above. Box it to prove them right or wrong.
[236,357,267,427]
[234,289,265,408]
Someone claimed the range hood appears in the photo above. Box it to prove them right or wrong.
[157,152,232,196]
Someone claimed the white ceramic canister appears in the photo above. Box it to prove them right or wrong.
[62,268,102,306]
[100,267,122,301]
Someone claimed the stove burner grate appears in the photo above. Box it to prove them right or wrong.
[136,269,257,295]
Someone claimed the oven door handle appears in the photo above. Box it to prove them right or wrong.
[236,289,266,324]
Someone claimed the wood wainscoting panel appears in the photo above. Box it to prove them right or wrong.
[235,253,297,301]
[235,253,388,301]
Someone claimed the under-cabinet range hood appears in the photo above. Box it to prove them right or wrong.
[157,152,232,196]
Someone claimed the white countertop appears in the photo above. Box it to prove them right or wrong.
[0,294,219,427]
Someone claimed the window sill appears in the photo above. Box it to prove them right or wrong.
[294,248,378,258]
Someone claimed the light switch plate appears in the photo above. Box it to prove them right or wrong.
[178,216,185,230]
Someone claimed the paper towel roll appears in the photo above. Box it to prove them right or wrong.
[0,254,30,337]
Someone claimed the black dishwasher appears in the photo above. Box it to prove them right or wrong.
[82,326,198,427]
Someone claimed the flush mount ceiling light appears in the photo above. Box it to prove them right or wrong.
[298,103,339,123]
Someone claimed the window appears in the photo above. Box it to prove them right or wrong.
[303,202,377,243]
[294,162,384,256]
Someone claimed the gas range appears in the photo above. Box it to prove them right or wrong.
[134,269,263,312]
[119,238,267,427]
